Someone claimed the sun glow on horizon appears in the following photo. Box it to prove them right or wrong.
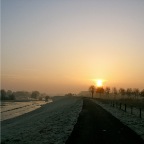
[93,79,105,87]
[2,0,144,94]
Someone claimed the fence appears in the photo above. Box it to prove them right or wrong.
[110,101,143,118]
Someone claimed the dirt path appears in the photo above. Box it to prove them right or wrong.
[66,98,144,144]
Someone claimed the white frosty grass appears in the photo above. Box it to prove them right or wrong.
[1,96,83,144]
[1,100,52,121]
[92,99,144,140]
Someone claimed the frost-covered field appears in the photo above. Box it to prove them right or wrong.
[92,99,144,140]
[1,96,83,144]
[1,101,52,121]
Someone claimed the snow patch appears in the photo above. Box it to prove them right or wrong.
[1,100,52,121]
[1,96,83,144]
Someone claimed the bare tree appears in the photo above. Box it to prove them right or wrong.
[31,91,40,99]
[105,87,110,99]
[133,88,139,99]
[119,88,126,99]
[140,89,144,97]
[89,85,96,98]
[105,87,110,94]
[96,87,104,98]
[0,89,7,100]
[45,96,50,102]
[112,87,117,99]
[126,88,132,99]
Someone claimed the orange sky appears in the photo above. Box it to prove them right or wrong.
[1,0,144,95]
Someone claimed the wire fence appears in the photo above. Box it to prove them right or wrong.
[110,101,144,118]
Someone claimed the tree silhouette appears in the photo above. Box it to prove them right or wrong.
[105,87,110,95]
[0,89,6,100]
[112,87,118,99]
[9,93,15,100]
[126,88,132,99]
[89,85,96,98]
[119,88,126,98]
[133,88,139,99]
[31,91,40,99]
[45,96,50,102]
[140,89,144,97]
[7,90,12,97]
[96,87,104,98]
[105,87,110,99]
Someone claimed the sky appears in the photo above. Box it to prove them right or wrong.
[1,0,144,95]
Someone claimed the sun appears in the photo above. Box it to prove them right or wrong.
[96,79,103,87]
[92,78,105,87]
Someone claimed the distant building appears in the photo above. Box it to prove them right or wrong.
[78,91,91,97]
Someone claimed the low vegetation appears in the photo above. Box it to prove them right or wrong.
[88,86,144,109]
[0,89,50,101]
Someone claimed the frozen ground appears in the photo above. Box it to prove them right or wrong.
[92,99,144,140]
[1,100,52,121]
[1,96,83,144]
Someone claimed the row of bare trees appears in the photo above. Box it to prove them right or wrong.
[89,85,144,99]
[0,89,49,101]
[89,85,104,98]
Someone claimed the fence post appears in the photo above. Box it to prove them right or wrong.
[140,108,141,118]
[131,106,133,114]
[119,103,121,109]
[125,104,126,112]
[113,101,114,107]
